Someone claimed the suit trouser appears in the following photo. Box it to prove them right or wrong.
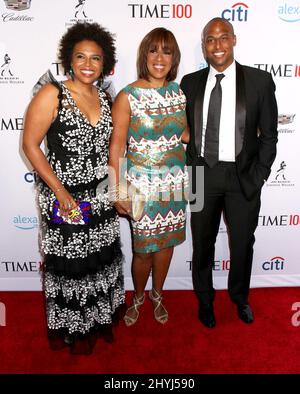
[191,161,261,305]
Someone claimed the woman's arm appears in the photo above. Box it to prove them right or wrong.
[22,84,76,215]
[109,91,131,215]
[181,113,190,143]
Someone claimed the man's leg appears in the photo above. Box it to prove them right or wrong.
[191,165,225,304]
[224,165,261,305]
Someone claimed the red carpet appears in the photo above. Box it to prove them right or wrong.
[0,288,299,374]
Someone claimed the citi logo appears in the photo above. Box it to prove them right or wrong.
[254,63,300,77]
[278,3,300,22]
[221,2,249,22]
[13,215,38,230]
[262,256,285,271]
[128,3,192,18]
[24,171,37,183]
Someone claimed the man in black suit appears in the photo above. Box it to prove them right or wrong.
[181,18,278,327]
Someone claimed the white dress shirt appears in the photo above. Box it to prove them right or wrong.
[201,61,236,162]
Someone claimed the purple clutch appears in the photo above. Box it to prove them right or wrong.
[51,200,91,225]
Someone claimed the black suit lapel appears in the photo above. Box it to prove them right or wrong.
[194,68,209,155]
[235,62,246,157]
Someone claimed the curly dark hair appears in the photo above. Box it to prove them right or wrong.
[58,22,116,77]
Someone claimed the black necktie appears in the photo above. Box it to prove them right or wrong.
[204,73,225,168]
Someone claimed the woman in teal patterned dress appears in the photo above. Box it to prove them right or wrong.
[109,28,189,326]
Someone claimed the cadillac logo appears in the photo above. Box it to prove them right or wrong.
[3,0,31,11]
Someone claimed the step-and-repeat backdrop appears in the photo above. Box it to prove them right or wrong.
[0,0,299,290]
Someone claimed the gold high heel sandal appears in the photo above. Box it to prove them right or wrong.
[123,293,145,327]
[149,288,168,324]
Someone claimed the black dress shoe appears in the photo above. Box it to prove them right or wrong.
[198,303,216,328]
[237,303,254,324]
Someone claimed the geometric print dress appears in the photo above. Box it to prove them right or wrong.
[123,81,189,253]
[37,83,125,354]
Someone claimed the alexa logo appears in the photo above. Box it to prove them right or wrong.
[262,256,285,271]
[221,2,249,22]
[278,3,300,22]
[13,215,38,230]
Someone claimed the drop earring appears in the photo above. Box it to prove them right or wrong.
[69,67,74,81]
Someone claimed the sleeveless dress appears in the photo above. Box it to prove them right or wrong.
[123,81,189,253]
[37,83,125,353]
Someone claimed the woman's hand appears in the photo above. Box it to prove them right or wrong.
[114,200,131,216]
[181,126,190,143]
[55,188,77,218]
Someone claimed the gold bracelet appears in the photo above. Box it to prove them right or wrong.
[108,183,120,201]
[53,187,63,193]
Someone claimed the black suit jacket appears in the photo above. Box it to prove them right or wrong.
[181,62,278,200]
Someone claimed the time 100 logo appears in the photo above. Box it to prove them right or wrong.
[171,3,192,18]
[128,3,192,18]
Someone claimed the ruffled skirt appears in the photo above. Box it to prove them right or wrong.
[38,181,125,354]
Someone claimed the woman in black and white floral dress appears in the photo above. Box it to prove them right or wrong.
[23,22,125,354]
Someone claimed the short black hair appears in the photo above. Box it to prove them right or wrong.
[202,17,235,42]
[58,22,116,77]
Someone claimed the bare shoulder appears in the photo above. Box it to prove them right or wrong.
[130,79,145,88]
[112,90,131,123]
[27,82,60,118]
[113,89,130,108]
[33,83,60,102]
